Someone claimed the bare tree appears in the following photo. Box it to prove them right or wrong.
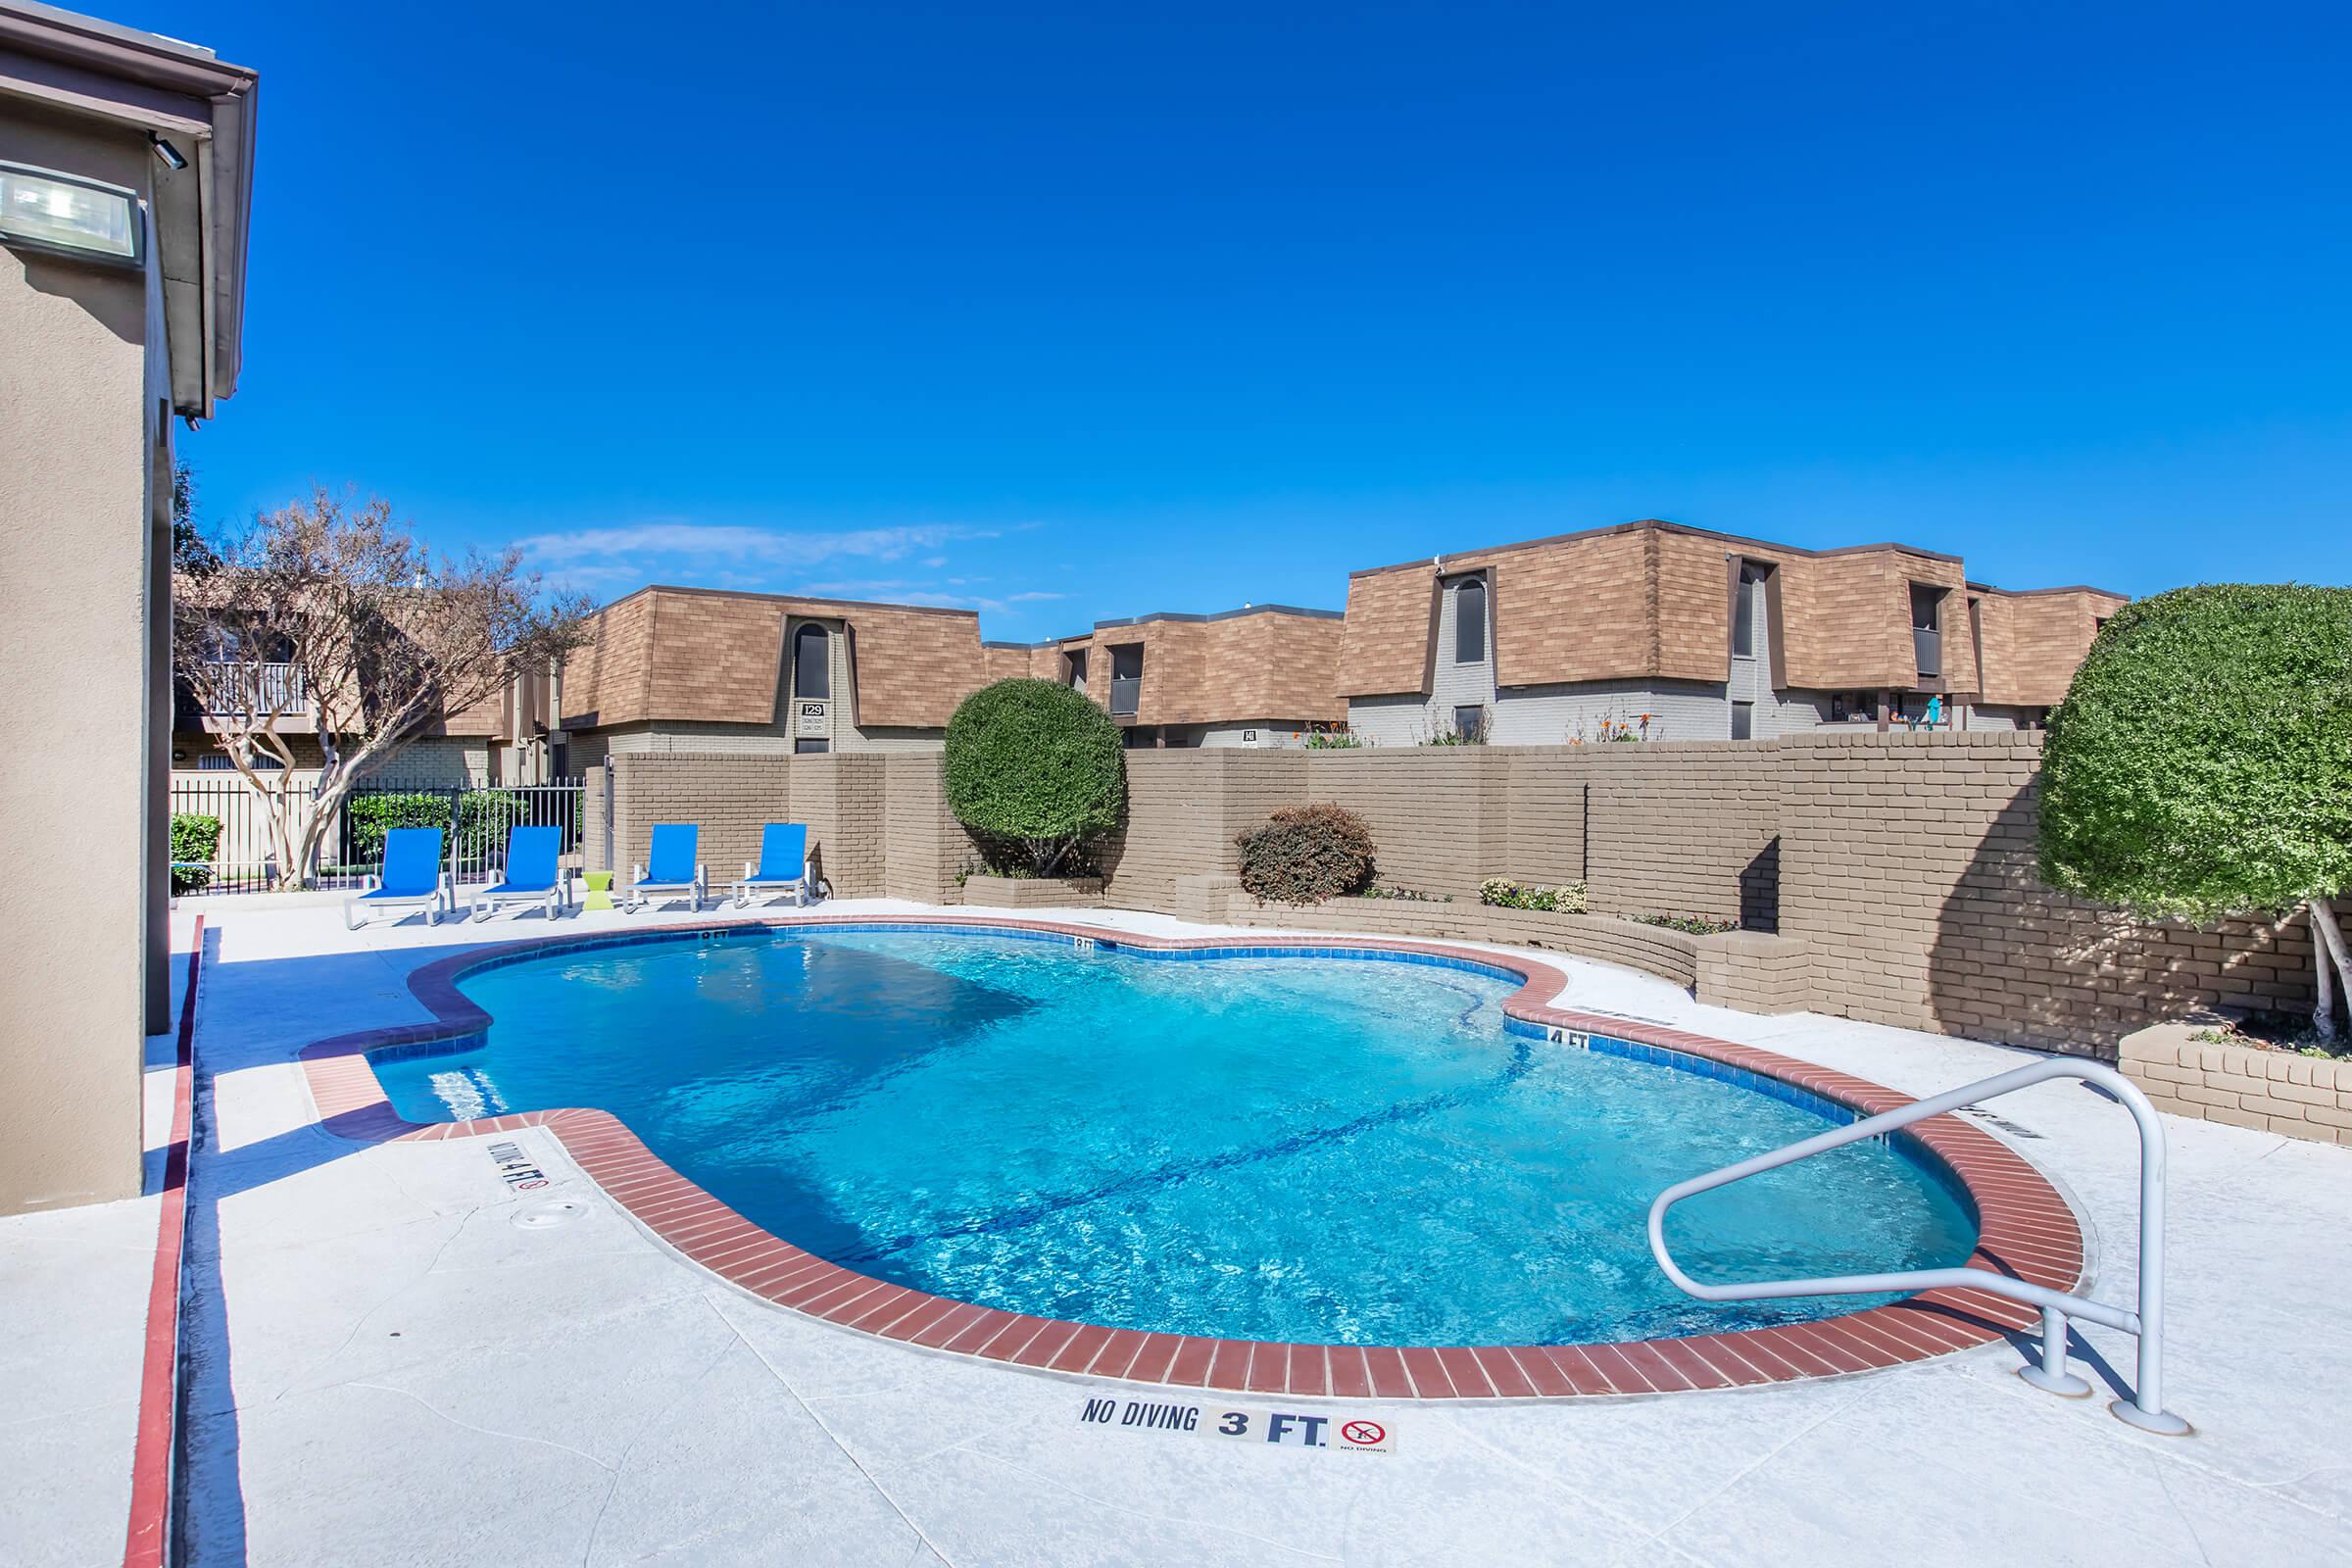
[173,489,592,888]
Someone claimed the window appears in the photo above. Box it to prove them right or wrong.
[1732,563,1765,658]
[1453,704,1487,741]
[794,738,829,755]
[792,623,830,700]
[1909,584,1944,678]
[1731,700,1754,741]
[1109,645,1144,716]
[1909,583,1943,632]
[1065,648,1087,693]
[1453,577,1487,664]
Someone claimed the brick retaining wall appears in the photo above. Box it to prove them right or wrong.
[1221,895,1810,1014]
[598,739,2338,1058]
[1777,731,2319,1055]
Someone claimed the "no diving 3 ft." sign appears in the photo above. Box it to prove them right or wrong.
[1078,1396,1395,1455]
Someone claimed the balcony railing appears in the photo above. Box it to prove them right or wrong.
[199,661,307,715]
[1913,627,1941,679]
[1108,675,1141,717]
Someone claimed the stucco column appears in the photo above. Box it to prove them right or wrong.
[0,109,163,1212]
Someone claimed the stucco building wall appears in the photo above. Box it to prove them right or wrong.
[0,104,170,1210]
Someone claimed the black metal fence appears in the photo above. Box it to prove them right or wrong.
[167,774,296,894]
[332,780,585,880]
[167,776,585,895]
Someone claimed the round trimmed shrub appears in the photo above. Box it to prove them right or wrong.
[2038,583,2352,922]
[1236,804,1377,906]
[944,679,1125,876]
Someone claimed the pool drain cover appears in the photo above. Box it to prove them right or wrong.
[513,1197,595,1230]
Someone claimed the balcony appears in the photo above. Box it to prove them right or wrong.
[199,661,308,715]
[1108,675,1141,717]
[1913,627,1941,680]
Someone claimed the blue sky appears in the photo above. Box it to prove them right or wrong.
[153,0,2348,639]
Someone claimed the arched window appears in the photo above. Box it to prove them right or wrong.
[1453,577,1487,664]
[792,623,830,700]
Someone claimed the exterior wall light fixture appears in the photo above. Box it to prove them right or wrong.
[0,162,142,265]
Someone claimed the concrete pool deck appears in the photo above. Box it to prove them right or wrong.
[7,896,2350,1565]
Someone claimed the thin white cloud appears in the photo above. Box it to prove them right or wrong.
[519,519,1068,619]
[526,561,645,590]
[802,578,1063,617]
[514,520,999,569]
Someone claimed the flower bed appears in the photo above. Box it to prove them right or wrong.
[2121,1021,2352,1146]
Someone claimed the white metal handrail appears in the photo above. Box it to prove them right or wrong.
[1646,1057,2190,1435]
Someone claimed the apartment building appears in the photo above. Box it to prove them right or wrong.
[555,584,1004,763]
[545,589,1350,760]
[172,671,525,787]
[1337,518,2124,745]
[987,604,1347,748]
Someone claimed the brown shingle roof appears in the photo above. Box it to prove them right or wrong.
[559,586,996,731]
[1339,517,2074,696]
[1968,585,2127,707]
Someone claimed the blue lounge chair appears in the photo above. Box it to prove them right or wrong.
[344,827,452,930]
[732,823,812,908]
[466,824,570,922]
[627,823,705,913]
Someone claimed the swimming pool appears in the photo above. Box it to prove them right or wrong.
[368,925,1979,1348]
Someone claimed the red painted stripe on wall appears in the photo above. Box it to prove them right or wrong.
[122,915,201,1568]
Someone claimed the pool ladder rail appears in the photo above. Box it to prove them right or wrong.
[1646,1057,2191,1436]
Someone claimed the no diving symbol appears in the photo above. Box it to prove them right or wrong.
[1342,1420,1386,1446]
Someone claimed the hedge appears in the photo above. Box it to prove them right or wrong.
[1236,805,1377,906]
[2039,583,2352,921]
[170,812,221,896]
[343,789,573,868]
[343,792,452,866]
[944,679,1125,876]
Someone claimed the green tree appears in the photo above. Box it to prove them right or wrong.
[943,679,1124,877]
[2038,584,2352,1039]
[172,461,219,576]
[173,488,592,887]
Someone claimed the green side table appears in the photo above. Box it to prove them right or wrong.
[583,870,615,912]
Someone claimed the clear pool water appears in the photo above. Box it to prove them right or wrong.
[372,929,1978,1346]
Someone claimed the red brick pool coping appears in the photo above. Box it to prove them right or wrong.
[296,913,2085,1401]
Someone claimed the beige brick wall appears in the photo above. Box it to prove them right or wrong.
[1572,744,1780,927]
[962,875,1106,908]
[599,734,2334,1058]
[1777,729,2322,1055]
[1302,748,1513,898]
[607,752,792,889]
[882,752,978,904]
[584,764,609,873]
